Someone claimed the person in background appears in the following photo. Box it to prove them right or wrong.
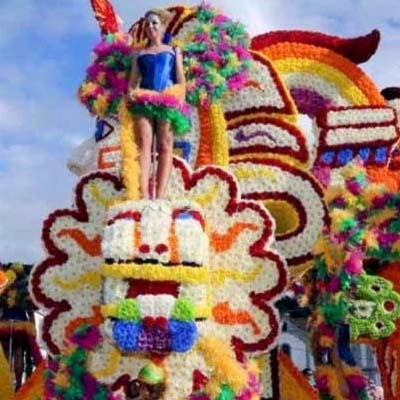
[0,263,41,390]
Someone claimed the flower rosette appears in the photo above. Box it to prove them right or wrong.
[174,3,252,107]
[30,172,123,354]
[78,32,132,118]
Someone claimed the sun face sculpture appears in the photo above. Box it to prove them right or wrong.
[30,157,287,399]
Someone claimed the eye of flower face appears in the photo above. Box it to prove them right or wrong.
[384,300,396,312]
[371,284,382,292]
[376,321,385,330]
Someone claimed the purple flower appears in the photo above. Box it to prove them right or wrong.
[373,193,391,208]
[346,374,367,391]
[70,325,102,350]
[327,276,341,293]
[346,179,362,195]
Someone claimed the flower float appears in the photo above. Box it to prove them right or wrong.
[37,1,400,399]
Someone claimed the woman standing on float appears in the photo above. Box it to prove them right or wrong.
[128,9,190,199]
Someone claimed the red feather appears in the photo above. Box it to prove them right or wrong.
[90,0,119,35]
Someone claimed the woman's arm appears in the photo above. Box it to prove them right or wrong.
[128,51,140,97]
[175,47,186,97]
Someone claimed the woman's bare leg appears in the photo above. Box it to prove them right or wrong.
[156,120,173,199]
[135,116,153,199]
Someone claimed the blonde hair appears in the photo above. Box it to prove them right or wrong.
[144,8,172,26]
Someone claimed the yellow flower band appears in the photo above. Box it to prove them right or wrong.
[119,102,140,201]
[275,58,369,105]
[210,102,229,167]
[101,263,211,284]
[53,271,102,290]
[101,263,264,287]
[100,304,118,318]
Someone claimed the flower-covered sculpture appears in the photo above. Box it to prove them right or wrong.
[30,157,287,399]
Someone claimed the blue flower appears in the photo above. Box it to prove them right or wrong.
[321,151,334,164]
[113,321,141,351]
[358,147,370,162]
[375,147,388,164]
[337,149,353,165]
[169,320,198,352]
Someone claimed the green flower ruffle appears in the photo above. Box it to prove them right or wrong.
[129,104,191,136]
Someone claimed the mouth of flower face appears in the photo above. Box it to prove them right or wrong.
[101,257,210,354]
[127,279,181,298]
[104,287,201,354]
[104,258,203,268]
[101,260,210,288]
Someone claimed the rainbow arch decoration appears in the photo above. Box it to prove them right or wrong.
[251,30,386,118]
[249,30,400,174]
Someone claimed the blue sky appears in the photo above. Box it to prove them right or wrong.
[1,0,399,263]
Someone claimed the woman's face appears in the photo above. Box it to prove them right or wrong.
[145,13,164,43]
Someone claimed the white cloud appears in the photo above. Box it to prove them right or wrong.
[0,145,78,263]
[0,0,96,46]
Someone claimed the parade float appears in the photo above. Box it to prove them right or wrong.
[3,1,400,399]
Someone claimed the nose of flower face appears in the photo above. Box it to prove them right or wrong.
[155,244,168,254]
[139,244,150,254]
[138,243,169,255]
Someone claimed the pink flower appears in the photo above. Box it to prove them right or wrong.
[235,46,251,60]
[87,64,108,80]
[227,72,248,91]
[202,50,223,63]
[192,65,206,74]
[346,178,362,195]
[218,42,230,52]
[214,14,229,23]
[195,33,210,42]
[312,166,332,187]
[344,250,364,275]
[378,232,399,246]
